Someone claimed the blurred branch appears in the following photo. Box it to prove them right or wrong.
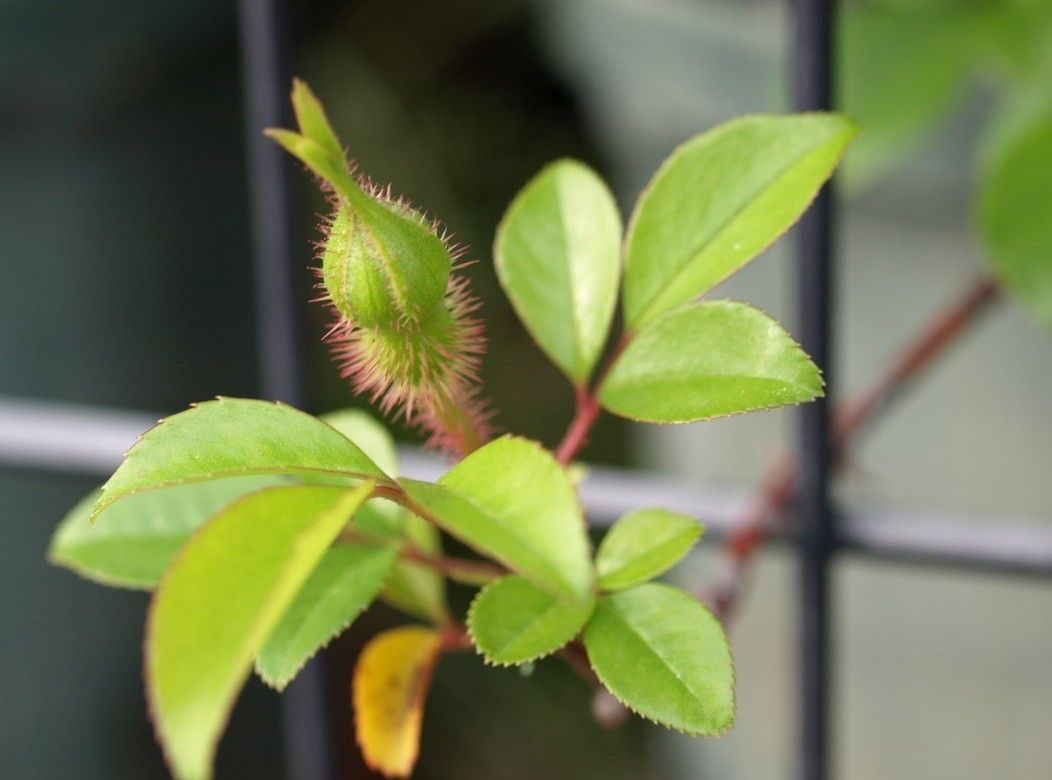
[707,273,1001,622]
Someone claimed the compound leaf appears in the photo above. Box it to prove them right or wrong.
[600,301,822,423]
[147,483,373,780]
[467,575,595,666]
[95,398,390,519]
[495,159,622,382]
[583,583,734,736]
[596,509,703,591]
[353,626,442,778]
[623,114,858,329]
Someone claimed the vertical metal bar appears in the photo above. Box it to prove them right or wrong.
[792,1,836,780]
[237,2,337,779]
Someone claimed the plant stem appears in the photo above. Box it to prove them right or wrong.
[398,540,505,585]
[555,387,601,465]
[554,333,631,465]
[707,273,1000,621]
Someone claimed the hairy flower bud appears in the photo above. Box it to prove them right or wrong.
[268,79,492,455]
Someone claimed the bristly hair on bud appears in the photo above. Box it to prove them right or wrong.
[266,79,493,457]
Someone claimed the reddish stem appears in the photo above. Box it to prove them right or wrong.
[555,387,601,466]
[554,333,631,465]
[707,274,1000,622]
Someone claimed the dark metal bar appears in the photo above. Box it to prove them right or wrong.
[236,3,336,779]
[792,1,837,779]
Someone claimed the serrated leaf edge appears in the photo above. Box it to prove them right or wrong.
[583,587,737,738]
[465,577,595,668]
[256,544,399,691]
[624,112,859,329]
[600,299,824,425]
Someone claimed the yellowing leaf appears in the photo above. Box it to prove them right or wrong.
[353,626,442,778]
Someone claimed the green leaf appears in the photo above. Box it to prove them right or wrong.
[837,5,971,189]
[495,159,622,382]
[95,398,390,520]
[599,300,822,423]
[382,513,449,624]
[622,114,858,329]
[467,575,594,666]
[48,476,287,589]
[321,408,400,477]
[583,583,735,736]
[596,509,703,591]
[256,543,398,690]
[319,409,448,622]
[401,436,593,599]
[979,98,1052,328]
[147,483,373,780]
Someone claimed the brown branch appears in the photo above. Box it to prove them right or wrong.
[706,274,1000,622]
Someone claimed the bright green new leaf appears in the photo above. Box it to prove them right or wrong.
[583,583,735,736]
[49,476,286,589]
[401,436,593,599]
[623,114,858,329]
[495,159,622,382]
[94,398,390,520]
[467,575,594,666]
[147,483,373,780]
[256,543,398,690]
[596,509,703,591]
[979,98,1052,328]
[599,300,822,423]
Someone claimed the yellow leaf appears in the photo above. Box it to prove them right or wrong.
[353,626,442,777]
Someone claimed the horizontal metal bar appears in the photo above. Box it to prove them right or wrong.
[3,397,1051,577]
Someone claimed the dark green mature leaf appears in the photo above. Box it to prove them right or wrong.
[623,114,858,329]
[980,98,1052,327]
[401,436,593,599]
[94,398,390,520]
[600,301,822,423]
[256,543,398,690]
[495,159,622,383]
[49,476,286,589]
[596,509,702,591]
[583,584,734,736]
[148,483,373,780]
[467,575,594,666]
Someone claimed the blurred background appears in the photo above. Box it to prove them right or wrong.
[2,0,1051,778]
